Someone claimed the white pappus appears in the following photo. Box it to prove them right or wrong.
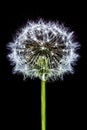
[7,19,80,81]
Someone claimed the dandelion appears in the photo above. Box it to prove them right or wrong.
[7,19,80,130]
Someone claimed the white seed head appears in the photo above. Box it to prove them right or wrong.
[7,19,80,81]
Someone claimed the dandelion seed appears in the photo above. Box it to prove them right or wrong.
[7,20,80,81]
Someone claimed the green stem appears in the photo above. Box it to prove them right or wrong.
[41,79,46,130]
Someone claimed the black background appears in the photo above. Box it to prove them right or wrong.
[0,1,87,129]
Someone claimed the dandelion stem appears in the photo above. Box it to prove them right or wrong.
[41,79,46,130]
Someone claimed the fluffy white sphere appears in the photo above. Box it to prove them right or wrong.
[7,19,80,81]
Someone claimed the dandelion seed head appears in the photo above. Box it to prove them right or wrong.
[7,19,80,81]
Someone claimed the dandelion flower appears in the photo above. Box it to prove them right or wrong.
[7,19,80,130]
[7,20,79,81]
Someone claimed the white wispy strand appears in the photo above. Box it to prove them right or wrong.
[7,19,80,81]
